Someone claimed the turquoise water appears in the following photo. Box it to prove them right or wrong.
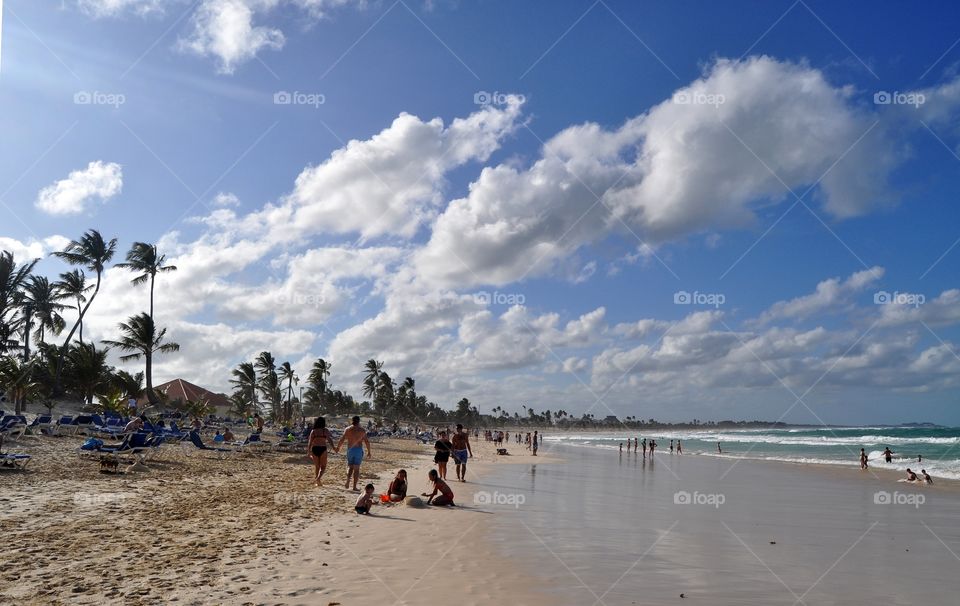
[544,426,960,479]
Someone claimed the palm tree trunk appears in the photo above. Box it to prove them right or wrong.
[149,273,155,320]
[77,301,84,344]
[146,351,156,406]
[56,271,102,394]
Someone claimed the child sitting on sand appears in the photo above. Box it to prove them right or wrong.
[385,470,407,502]
[422,469,455,506]
[356,484,376,514]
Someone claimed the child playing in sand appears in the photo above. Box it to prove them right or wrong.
[386,470,408,502]
[905,468,918,482]
[422,469,455,506]
[356,484,376,514]
[922,469,933,484]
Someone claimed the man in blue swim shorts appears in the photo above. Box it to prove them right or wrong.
[450,423,473,482]
[336,416,372,491]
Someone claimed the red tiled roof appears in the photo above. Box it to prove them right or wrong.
[144,378,231,410]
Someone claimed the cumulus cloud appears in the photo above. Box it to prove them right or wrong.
[414,56,902,289]
[35,161,123,215]
[755,266,885,325]
[178,0,355,73]
[0,236,71,260]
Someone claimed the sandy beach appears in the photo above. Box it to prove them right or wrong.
[4,429,960,605]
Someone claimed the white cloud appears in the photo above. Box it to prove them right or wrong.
[76,0,168,18]
[755,266,885,325]
[414,56,901,289]
[35,161,123,215]
[212,192,240,206]
[0,236,71,260]
[178,0,356,73]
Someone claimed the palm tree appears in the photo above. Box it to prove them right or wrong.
[111,369,145,401]
[304,358,331,410]
[102,313,179,406]
[115,242,176,320]
[230,361,258,415]
[20,276,67,357]
[0,356,39,413]
[52,230,118,392]
[0,251,38,354]
[63,342,112,405]
[278,361,298,423]
[254,352,280,419]
[55,270,92,344]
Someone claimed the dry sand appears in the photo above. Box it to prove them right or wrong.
[0,431,435,605]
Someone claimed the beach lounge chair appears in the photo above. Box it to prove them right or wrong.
[0,416,28,442]
[55,416,79,436]
[72,415,96,435]
[188,430,233,458]
[29,415,56,436]
[0,453,31,469]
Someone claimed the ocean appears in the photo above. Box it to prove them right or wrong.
[476,436,960,605]
[542,426,960,479]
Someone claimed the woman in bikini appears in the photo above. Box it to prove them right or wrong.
[308,417,336,486]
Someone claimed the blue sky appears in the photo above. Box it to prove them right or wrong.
[2,0,960,424]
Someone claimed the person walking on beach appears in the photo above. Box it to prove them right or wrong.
[451,424,473,482]
[859,448,868,470]
[642,438,647,458]
[434,431,453,479]
[633,438,638,453]
[532,430,539,456]
[670,440,674,454]
[649,440,656,456]
[717,442,722,454]
[308,417,336,486]
[677,440,682,454]
[337,416,371,491]
[422,469,455,506]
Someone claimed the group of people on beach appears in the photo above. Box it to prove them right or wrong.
[859,447,934,483]
[306,415,467,514]
[487,430,539,455]
[619,437,685,456]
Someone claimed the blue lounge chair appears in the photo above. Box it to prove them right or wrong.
[0,453,31,470]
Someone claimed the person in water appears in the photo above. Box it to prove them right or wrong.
[386,470,408,501]
[859,448,868,470]
[336,416,372,492]
[422,469,455,506]
[308,417,337,486]
[905,468,918,482]
[922,469,933,484]
[883,447,894,463]
[676,440,683,454]
[355,483,375,514]
[717,442,722,454]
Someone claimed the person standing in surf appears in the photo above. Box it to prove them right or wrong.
[337,416,372,491]
[859,448,868,470]
[677,439,683,454]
